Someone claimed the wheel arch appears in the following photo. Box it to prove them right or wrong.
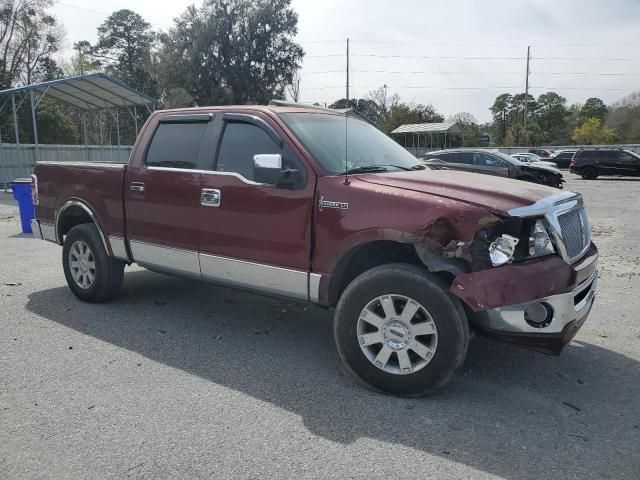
[327,239,467,307]
[56,199,111,255]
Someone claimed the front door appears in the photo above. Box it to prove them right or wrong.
[198,113,316,300]
[125,113,215,278]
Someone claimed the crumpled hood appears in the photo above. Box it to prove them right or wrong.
[355,169,563,215]
[522,163,562,175]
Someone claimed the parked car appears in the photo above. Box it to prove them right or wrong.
[529,148,553,158]
[549,150,577,169]
[30,104,597,396]
[511,153,559,168]
[570,148,640,179]
[422,149,564,188]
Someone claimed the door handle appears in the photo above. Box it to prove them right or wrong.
[201,188,221,207]
[129,182,145,193]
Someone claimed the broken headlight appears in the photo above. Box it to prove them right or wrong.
[488,234,519,266]
[527,219,555,259]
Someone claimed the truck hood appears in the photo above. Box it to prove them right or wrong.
[355,169,561,215]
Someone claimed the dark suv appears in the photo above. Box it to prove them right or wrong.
[570,148,640,179]
[549,150,576,169]
[423,149,564,188]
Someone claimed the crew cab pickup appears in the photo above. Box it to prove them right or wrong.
[30,104,598,395]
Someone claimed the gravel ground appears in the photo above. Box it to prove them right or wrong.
[0,176,639,480]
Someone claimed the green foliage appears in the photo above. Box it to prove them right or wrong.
[92,10,158,97]
[158,0,303,105]
[380,103,444,135]
[570,117,616,145]
[580,97,608,121]
[605,91,640,143]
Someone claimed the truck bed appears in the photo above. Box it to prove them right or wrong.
[34,161,127,239]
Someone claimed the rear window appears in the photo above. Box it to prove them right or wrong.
[146,122,208,169]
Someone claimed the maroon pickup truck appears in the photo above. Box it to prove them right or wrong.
[30,104,598,395]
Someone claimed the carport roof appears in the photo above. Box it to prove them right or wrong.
[0,73,156,110]
[391,122,462,134]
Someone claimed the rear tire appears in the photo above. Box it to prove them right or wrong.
[334,264,469,396]
[581,166,598,180]
[62,223,124,302]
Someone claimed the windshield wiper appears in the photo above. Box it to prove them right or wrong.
[344,164,414,174]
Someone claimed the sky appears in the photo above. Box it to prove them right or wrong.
[51,0,640,122]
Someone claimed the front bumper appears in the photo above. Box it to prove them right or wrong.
[473,269,597,354]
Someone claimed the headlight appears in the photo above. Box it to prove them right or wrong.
[489,234,519,266]
[528,219,555,258]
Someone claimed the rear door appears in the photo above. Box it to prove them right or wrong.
[197,112,316,300]
[124,112,214,278]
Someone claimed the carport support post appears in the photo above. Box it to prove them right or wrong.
[133,106,138,136]
[115,110,120,147]
[11,94,19,145]
[29,90,39,161]
[82,112,89,161]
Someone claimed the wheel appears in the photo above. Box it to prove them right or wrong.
[581,166,598,180]
[334,264,469,396]
[62,223,124,302]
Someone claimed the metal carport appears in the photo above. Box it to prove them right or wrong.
[391,122,463,150]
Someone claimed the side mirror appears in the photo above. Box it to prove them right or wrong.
[253,154,282,170]
[253,153,301,188]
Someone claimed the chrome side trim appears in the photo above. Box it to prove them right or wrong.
[129,240,201,279]
[37,161,126,169]
[31,219,43,239]
[55,200,111,253]
[109,236,130,262]
[40,222,57,243]
[309,273,322,304]
[481,269,598,334]
[200,253,308,300]
[147,166,264,186]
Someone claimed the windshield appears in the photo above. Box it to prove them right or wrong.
[279,112,420,174]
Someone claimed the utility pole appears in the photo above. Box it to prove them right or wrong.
[524,45,531,135]
[346,38,350,106]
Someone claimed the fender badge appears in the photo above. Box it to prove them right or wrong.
[318,196,349,211]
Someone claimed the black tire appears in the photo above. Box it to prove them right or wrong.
[334,264,469,396]
[62,223,124,303]
[581,166,598,180]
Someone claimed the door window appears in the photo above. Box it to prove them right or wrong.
[215,121,306,188]
[146,122,207,169]
[474,153,505,167]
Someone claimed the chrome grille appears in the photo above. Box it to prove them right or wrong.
[557,208,587,259]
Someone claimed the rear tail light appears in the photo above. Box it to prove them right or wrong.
[570,159,576,166]
[31,174,39,205]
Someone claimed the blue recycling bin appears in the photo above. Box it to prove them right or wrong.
[11,178,34,234]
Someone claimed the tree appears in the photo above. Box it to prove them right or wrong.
[380,103,443,135]
[536,91,567,143]
[605,91,640,143]
[490,93,512,142]
[580,97,607,121]
[447,112,477,126]
[570,117,616,145]
[285,71,300,102]
[159,0,303,106]
[0,0,64,87]
[90,9,157,97]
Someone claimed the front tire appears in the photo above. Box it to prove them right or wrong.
[334,264,469,396]
[62,223,124,302]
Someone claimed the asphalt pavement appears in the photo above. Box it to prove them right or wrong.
[0,176,639,479]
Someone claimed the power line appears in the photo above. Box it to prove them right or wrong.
[352,54,525,60]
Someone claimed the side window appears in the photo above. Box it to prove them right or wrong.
[474,153,504,167]
[435,153,450,162]
[216,122,281,181]
[452,152,473,164]
[615,151,632,161]
[215,121,306,188]
[146,122,207,169]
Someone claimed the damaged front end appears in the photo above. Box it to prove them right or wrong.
[417,191,598,355]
